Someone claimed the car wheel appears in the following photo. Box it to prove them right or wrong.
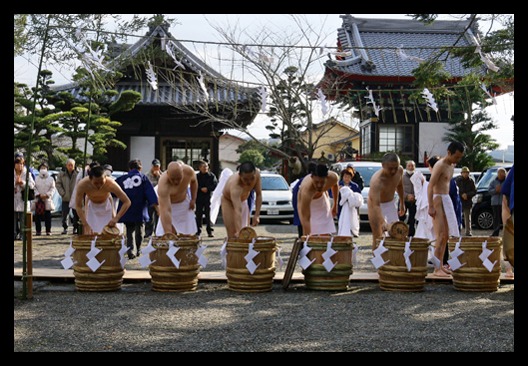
[476,209,494,230]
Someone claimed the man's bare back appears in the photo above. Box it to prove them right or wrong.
[297,167,339,235]
[157,161,198,235]
[221,164,262,239]
[74,168,131,235]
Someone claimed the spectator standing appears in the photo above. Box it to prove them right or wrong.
[14,157,35,240]
[338,169,361,236]
[32,162,56,236]
[145,159,163,237]
[346,163,364,191]
[195,160,218,237]
[455,166,476,236]
[56,158,80,234]
[489,167,506,237]
[400,160,418,237]
[116,159,158,259]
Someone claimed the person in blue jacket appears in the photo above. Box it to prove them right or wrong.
[116,159,159,259]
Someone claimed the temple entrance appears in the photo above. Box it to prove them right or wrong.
[162,137,213,171]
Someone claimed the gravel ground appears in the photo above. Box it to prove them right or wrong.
[14,218,515,352]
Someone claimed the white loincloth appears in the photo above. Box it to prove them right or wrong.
[210,168,233,224]
[380,200,399,225]
[309,194,336,235]
[86,197,115,234]
[155,195,198,236]
[433,193,460,237]
[337,186,362,236]
[414,180,434,240]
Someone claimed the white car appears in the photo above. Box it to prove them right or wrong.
[252,173,294,223]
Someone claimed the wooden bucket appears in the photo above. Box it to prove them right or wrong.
[149,234,201,292]
[226,236,277,293]
[448,236,502,292]
[376,237,430,292]
[72,234,124,292]
[301,235,353,291]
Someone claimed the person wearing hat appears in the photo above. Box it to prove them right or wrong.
[455,166,476,236]
[145,159,163,237]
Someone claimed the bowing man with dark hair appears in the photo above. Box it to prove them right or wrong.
[297,162,339,236]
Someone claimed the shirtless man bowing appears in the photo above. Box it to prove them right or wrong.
[221,162,262,239]
[298,163,339,236]
[75,165,131,235]
[367,152,405,250]
[156,161,198,236]
[428,141,464,276]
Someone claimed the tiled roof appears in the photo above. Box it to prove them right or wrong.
[327,15,485,78]
[52,25,259,107]
[54,82,257,106]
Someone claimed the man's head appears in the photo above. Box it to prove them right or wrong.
[311,163,329,192]
[167,161,184,185]
[461,166,470,179]
[88,165,106,189]
[197,160,209,174]
[341,169,353,183]
[446,141,465,165]
[345,163,355,177]
[128,159,141,171]
[497,167,507,181]
[237,161,257,187]
[381,152,401,176]
[405,160,416,173]
[66,158,75,173]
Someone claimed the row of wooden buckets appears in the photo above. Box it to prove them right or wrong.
[70,232,505,293]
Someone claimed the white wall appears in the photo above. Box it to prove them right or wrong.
[130,136,157,169]
[419,122,450,161]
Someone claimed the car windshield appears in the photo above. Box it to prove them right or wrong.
[261,176,289,190]
[354,166,381,187]
[476,169,498,190]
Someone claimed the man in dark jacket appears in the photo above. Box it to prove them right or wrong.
[116,159,158,259]
[195,160,218,237]
[455,166,476,236]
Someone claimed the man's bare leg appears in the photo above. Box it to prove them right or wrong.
[221,197,237,239]
[432,196,452,277]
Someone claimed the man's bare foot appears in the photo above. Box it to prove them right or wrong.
[505,270,514,278]
[433,268,452,277]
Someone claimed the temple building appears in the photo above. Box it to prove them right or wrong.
[53,17,260,175]
[316,15,509,163]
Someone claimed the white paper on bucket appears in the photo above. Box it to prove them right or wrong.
[298,240,315,270]
[403,237,414,272]
[479,240,497,272]
[119,238,128,269]
[447,241,466,271]
[245,241,260,274]
[195,245,208,268]
[220,240,228,269]
[370,236,389,269]
[322,240,337,272]
[86,256,105,272]
[166,244,181,268]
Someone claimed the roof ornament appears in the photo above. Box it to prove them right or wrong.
[360,60,376,72]
[197,70,209,97]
